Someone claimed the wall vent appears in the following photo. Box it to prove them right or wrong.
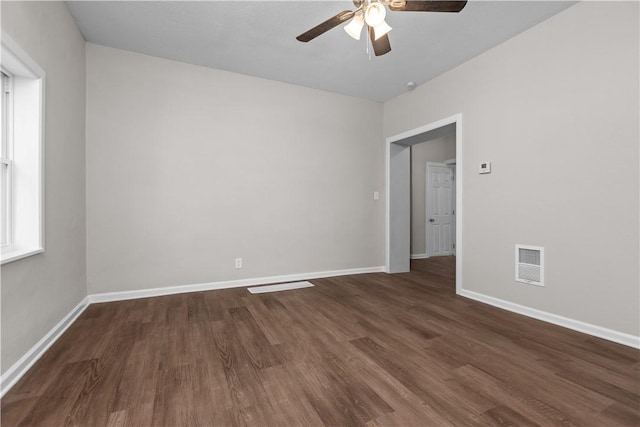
[515,245,544,286]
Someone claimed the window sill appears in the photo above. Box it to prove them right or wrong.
[1,247,44,265]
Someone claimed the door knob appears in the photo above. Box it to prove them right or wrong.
[429,218,435,223]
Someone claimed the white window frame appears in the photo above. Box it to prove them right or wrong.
[1,33,45,264]
[1,71,13,248]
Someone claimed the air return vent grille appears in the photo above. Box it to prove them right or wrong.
[515,245,544,286]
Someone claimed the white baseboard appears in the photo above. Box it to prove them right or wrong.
[410,253,428,260]
[0,296,90,398]
[459,289,640,349]
[90,266,385,303]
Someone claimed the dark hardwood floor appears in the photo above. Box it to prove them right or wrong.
[2,257,639,426]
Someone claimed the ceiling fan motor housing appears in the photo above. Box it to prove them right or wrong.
[354,0,407,7]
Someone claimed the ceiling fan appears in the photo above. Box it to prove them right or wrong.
[296,1,468,56]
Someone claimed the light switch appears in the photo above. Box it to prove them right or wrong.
[373,191,380,200]
[479,162,492,174]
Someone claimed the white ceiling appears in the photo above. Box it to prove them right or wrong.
[66,1,575,102]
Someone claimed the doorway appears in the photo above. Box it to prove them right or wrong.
[409,132,456,260]
[385,114,463,294]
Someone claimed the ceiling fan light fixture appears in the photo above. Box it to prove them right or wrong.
[373,20,392,40]
[344,14,365,40]
[364,2,386,27]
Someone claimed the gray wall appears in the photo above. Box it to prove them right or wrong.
[411,134,456,255]
[85,44,385,294]
[385,1,639,336]
[1,2,87,373]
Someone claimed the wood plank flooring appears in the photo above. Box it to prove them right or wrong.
[2,257,639,426]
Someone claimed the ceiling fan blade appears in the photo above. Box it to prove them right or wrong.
[369,27,391,56]
[296,10,355,42]
[389,1,468,13]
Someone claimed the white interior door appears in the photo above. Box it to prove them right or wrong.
[426,162,454,257]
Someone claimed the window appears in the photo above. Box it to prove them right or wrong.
[1,72,11,248]
[0,33,45,264]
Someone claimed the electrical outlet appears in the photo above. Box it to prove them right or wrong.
[235,258,242,269]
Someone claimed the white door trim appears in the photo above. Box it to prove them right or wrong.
[449,164,456,256]
[385,113,463,294]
